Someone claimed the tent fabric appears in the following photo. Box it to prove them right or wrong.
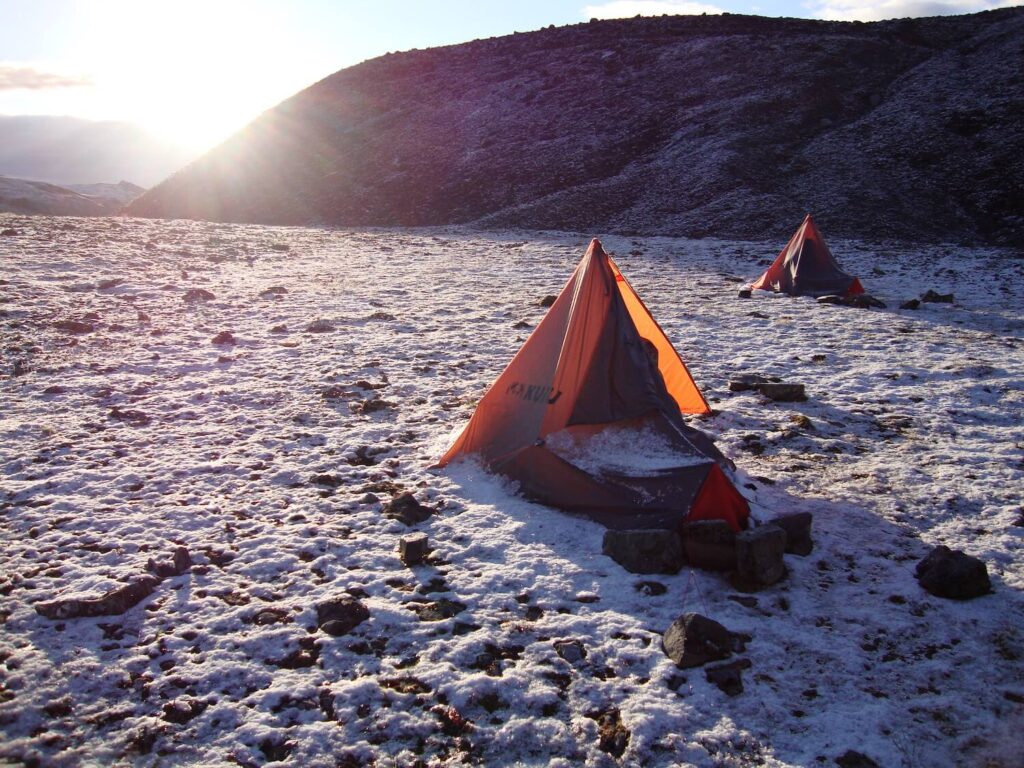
[438,239,749,532]
[752,214,865,297]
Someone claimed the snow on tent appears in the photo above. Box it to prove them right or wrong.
[752,213,865,297]
[438,239,750,532]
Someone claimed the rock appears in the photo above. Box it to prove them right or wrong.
[433,705,473,736]
[12,359,29,377]
[305,319,334,333]
[367,311,396,321]
[172,546,192,574]
[260,286,288,298]
[553,639,587,664]
[412,599,466,621]
[146,546,193,578]
[97,278,124,290]
[705,658,751,696]
[846,294,886,309]
[735,525,787,587]
[663,613,747,669]
[162,697,207,724]
[183,288,215,302]
[270,324,288,333]
[817,294,843,305]
[270,243,290,252]
[634,580,667,596]
[108,407,152,427]
[211,331,236,345]
[737,288,752,298]
[682,520,736,571]
[310,473,344,489]
[758,383,807,402]
[770,513,813,556]
[383,492,433,525]
[921,289,954,304]
[316,595,369,635]
[512,319,531,329]
[728,373,775,392]
[352,396,396,414]
[900,299,920,310]
[380,676,430,694]
[914,545,991,600]
[399,533,429,566]
[259,737,295,762]
[43,385,66,395]
[601,529,685,574]
[53,319,94,334]
[35,575,160,619]
[539,295,557,307]
[835,750,881,768]
[1,228,20,236]
[593,708,630,758]
[252,608,290,626]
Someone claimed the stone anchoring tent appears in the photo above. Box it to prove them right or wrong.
[438,239,749,532]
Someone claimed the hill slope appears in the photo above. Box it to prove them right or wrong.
[127,10,1024,245]
[0,176,143,217]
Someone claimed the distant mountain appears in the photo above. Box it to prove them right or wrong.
[66,181,146,205]
[0,115,196,188]
[0,175,144,216]
[128,9,1024,245]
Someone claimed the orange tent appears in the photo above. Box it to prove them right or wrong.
[438,239,749,532]
[753,214,864,297]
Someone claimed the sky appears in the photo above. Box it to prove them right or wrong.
[1,0,1019,155]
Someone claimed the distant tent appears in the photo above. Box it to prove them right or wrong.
[752,214,864,297]
[438,239,749,532]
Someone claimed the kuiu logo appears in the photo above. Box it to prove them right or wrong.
[506,382,562,405]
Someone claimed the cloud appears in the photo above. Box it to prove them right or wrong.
[0,65,91,91]
[806,0,1022,21]
[583,1,725,20]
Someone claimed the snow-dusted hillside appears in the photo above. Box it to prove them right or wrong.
[0,177,144,217]
[1,215,1022,767]
[127,9,1024,246]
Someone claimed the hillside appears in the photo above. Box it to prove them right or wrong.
[127,10,1024,245]
[0,176,143,217]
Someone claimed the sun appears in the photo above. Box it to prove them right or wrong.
[75,0,323,153]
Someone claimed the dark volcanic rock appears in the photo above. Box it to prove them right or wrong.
[316,595,370,635]
[663,613,747,669]
[602,529,685,574]
[183,288,215,303]
[383,492,434,525]
[835,750,881,768]
[914,545,992,600]
[52,319,94,334]
[705,658,752,696]
[757,383,807,402]
[770,513,813,556]
[682,520,736,571]
[126,10,1024,246]
[921,289,955,304]
[553,639,587,664]
[735,525,787,588]
[399,533,430,566]
[36,576,160,619]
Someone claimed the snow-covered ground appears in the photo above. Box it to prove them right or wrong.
[1,215,1022,768]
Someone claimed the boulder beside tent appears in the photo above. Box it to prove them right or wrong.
[437,239,750,533]
[752,214,864,297]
